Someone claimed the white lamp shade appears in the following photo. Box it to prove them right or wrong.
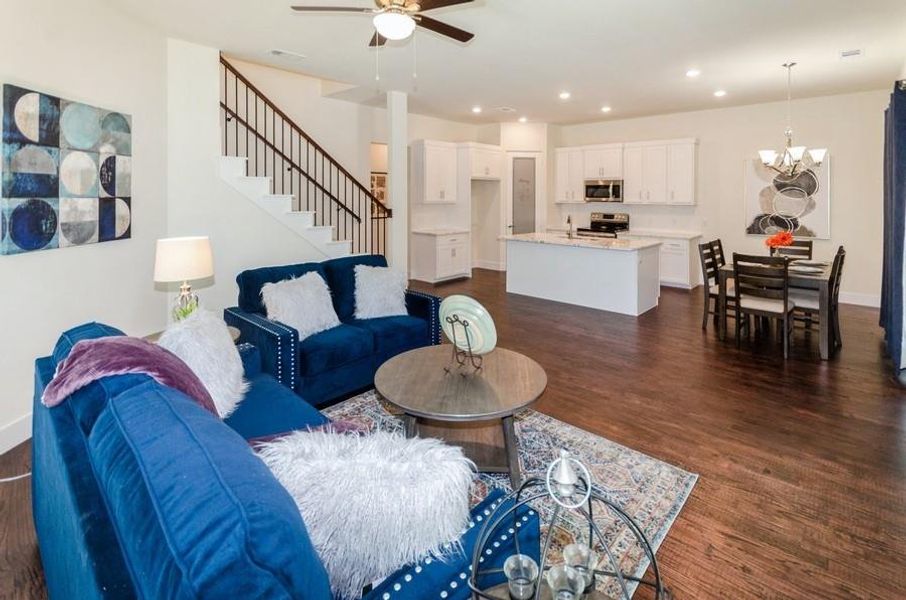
[373,11,416,40]
[154,236,214,283]
[758,150,778,166]
[808,148,827,164]
[788,145,807,161]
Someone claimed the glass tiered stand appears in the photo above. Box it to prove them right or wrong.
[467,450,668,600]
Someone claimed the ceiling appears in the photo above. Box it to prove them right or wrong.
[111,0,906,124]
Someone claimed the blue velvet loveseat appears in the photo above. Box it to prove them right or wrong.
[224,254,442,407]
[33,322,539,600]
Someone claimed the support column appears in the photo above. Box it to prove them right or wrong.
[387,90,408,273]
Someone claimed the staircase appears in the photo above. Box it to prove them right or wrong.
[218,57,390,259]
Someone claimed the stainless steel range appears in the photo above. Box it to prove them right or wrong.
[576,212,629,238]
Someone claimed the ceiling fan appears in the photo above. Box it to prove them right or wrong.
[291,0,475,47]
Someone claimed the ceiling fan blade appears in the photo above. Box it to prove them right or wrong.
[416,0,474,11]
[368,32,388,47]
[290,5,373,12]
[415,15,474,42]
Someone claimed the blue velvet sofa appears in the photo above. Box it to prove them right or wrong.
[224,254,442,408]
[33,322,539,599]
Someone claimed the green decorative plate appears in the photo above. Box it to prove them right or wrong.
[439,294,498,355]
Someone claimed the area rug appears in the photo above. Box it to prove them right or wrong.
[324,391,698,597]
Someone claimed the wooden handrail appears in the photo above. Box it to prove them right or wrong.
[220,56,392,215]
[220,102,362,222]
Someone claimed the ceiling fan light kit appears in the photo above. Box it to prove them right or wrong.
[759,62,827,177]
[373,9,416,40]
[291,0,475,46]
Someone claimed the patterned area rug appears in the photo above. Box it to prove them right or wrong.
[324,391,697,597]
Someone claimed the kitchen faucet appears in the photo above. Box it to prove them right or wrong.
[566,214,574,239]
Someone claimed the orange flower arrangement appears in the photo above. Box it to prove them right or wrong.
[765,231,794,249]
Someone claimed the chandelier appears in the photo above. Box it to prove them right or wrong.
[758,62,827,177]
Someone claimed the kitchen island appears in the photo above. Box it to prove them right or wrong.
[503,232,662,316]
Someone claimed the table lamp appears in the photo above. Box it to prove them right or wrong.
[154,236,214,320]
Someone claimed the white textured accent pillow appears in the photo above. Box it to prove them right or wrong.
[353,265,407,320]
[158,310,249,419]
[256,430,474,600]
[261,272,340,341]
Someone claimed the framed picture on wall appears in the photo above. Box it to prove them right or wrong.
[743,155,831,239]
[370,171,387,205]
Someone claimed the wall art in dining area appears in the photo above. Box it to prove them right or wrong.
[1,84,132,255]
[743,154,830,240]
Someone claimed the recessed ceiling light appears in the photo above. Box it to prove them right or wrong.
[600,106,612,113]
[497,106,516,113]
[713,90,727,98]
[518,116,528,123]
[559,91,571,100]
[471,106,482,114]
[686,68,701,78]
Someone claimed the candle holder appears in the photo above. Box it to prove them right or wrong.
[467,450,668,600]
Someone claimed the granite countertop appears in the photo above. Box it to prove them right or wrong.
[624,228,703,240]
[411,228,470,236]
[501,232,662,251]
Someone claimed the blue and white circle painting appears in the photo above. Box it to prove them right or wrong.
[9,198,58,252]
[61,103,102,150]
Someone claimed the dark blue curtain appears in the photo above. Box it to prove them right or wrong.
[881,81,906,370]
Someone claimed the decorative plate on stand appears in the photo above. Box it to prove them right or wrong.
[439,294,498,355]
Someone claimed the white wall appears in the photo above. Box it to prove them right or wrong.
[553,89,888,305]
[0,0,169,452]
[167,41,327,313]
[370,143,388,173]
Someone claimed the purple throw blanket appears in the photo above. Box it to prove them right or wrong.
[43,336,218,416]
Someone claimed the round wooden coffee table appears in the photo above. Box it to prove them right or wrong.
[374,345,547,487]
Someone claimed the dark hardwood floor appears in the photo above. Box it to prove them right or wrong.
[2,269,904,599]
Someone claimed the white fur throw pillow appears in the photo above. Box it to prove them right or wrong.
[256,430,474,599]
[353,265,407,320]
[262,272,340,341]
[158,310,249,419]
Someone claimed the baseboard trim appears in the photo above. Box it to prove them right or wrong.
[840,292,880,308]
[0,413,31,456]
[472,259,505,271]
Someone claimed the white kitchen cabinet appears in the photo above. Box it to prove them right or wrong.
[411,140,457,204]
[622,146,644,204]
[469,146,504,180]
[667,142,696,205]
[554,148,585,203]
[583,144,623,179]
[623,139,695,205]
[620,232,702,288]
[409,230,471,283]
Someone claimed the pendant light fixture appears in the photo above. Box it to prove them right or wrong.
[758,62,827,177]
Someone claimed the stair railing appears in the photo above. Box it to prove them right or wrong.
[219,56,391,256]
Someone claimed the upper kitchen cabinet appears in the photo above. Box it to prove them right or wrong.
[623,139,696,205]
[666,141,696,205]
[411,139,458,204]
[463,143,505,180]
[583,144,623,179]
[554,147,585,203]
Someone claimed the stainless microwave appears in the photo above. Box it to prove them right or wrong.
[584,179,623,202]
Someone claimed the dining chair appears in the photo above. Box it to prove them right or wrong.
[790,246,846,351]
[770,238,813,260]
[698,239,734,329]
[732,253,796,359]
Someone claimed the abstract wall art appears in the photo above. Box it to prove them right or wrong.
[743,154,830,240]
[1,84,132,255]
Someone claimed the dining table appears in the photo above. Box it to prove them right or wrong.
[718,261,833,360]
